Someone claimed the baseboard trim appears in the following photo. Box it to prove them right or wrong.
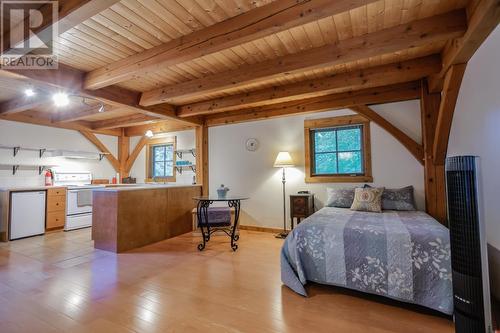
[239,225,283,234]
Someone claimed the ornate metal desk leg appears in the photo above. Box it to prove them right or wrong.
[228,200,241,251]
[197,200,211,251]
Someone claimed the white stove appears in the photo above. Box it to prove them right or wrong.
[53,172,104,231]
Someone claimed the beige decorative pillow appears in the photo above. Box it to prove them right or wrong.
[350,187,384,213]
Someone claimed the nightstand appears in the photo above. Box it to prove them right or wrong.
[290,193,315,229]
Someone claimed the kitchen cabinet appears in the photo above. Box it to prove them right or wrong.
[46,187,66,230]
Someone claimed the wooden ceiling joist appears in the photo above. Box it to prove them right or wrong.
[0,112,120,136]
[0,96,51,115]
[350,105,424,164]
[178,55,442,117]
[139,10,467,106]
[205,81,421,127]
[83,0,379,90]
[91,114,159,131]
[1,65,200,126]
[124,121,196,137]
[428,0,500,92]
[52,105,116,123]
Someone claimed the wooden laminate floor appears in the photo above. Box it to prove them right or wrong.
[0,229,454,333]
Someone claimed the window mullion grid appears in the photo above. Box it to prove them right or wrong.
[335,129,339,174]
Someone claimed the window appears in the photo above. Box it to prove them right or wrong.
[304,115,372,183]
[146,137,176,182]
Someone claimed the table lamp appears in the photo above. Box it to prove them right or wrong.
[274,151,294,239]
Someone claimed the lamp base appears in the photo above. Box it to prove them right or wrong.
[275,231,289,239]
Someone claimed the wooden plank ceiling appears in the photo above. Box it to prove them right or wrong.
[0,0,497,136]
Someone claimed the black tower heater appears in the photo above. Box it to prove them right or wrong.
[446,156,492,333]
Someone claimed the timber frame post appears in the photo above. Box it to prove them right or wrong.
[195,124,209,196]
[118,131,130,179]
[420,81,447,225]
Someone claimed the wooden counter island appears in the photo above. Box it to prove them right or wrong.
[92,184,201,253]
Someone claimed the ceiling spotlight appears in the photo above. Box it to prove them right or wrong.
[24,88,35,97]
[98,104,105,113]
[53,92,69,107]
[145,130,154,138]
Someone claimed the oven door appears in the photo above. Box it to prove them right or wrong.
[67,189,93,215]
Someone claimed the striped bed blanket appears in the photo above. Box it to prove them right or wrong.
[281,207,453,314]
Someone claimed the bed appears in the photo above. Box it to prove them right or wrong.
[281,207,453,314]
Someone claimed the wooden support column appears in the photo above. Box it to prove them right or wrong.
[196,125,209,196]
[118,132,130,179]
[420,81,447,225]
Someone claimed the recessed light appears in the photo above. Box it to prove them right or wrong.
[53,92,69,107]
[24,88,35,97]
[145,130,154,138]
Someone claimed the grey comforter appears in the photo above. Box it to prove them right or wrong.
[281,207,453,314]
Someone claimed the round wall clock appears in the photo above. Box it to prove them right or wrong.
[245,138,259,151]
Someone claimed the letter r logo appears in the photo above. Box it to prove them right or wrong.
[1,1,58,56]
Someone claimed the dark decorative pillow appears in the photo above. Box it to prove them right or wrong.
[382,186,416,211]
[364,185,416,210]
[325,187,355,208]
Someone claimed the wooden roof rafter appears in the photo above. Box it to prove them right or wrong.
[83,0,382,90]
[177,55,442,117]
[139,9,467,106]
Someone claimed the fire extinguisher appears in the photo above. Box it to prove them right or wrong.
[45,169,53,186]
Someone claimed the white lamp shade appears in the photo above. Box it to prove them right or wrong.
[274,151,294,168]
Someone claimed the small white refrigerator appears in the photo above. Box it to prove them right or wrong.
[10,191,46,240]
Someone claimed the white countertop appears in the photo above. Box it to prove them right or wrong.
[0,185,66,192]
[0,183,202,192]
[93,184,202,192]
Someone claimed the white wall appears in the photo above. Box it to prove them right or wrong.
[0,119,117,187]
[448,26,500,248]
[129,129,196,185]
[0,119,197,187]
[209,101,424,228]
[447,26,500,298]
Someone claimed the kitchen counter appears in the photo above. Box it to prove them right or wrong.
[94,184,201,191]
[92,184,201,252]
[0,185,66,192]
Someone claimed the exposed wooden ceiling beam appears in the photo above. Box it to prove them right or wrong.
[79,130,120,171]
[428,0,500,92]
[91,114,159,131]
[83,0,379,90]
[178,55,442,117]
[349,105,424,164]
[140,10,467,106]
[0,95,51,115]
[124,121,196,137]
[0,112,121,136]
[2,0,120,54]
[205,81,421,127]
[1,65,200,125]
[52,104,116,123]
[433,64,467,164]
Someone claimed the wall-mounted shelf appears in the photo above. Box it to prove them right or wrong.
[0,144,109,160]
[0,164,58,175]
[175,149,196,159]
[175,164,196,174]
